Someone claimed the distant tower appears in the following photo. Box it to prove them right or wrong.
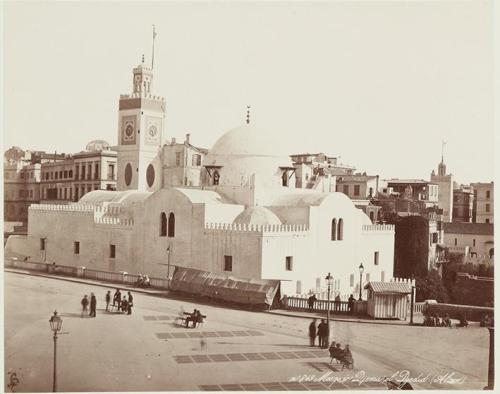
[430,141,453,222]
[115,56,166,191]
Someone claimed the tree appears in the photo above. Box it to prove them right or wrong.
[415,269,449,303]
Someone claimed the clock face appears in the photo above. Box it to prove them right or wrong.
[148,125,158,137]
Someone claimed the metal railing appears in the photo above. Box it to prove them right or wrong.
[282,296,352,314]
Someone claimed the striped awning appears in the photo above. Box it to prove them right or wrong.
[364,281,412,294]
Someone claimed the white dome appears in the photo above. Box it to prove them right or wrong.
[233,206,282,226]
[210,124,288,157]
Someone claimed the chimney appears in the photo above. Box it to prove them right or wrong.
[185,133,190,144]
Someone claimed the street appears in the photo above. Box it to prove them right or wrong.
[4,271,489,391]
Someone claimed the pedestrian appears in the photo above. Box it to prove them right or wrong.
[308,294,317,311]
[121,296,128,314]
[317,319,328,348]
[127,291,133,315]
[308,318,317,347]
[334,294,341,312]
[81,295,89,317]
[113,289,122,311]
[348,294,355,313]
[105,291,111,311]
[90,293,97,317]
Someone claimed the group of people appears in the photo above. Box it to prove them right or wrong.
[80,289,135,317]
[184,309,204,328]
[106,289,134,314]
[308,318,331,348]
[135,274,151,288]
[307,294,356,314]
[328,341,353,366]
[80,293,97,317]
[423,313,452,327]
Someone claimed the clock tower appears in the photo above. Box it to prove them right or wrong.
[116,57,165,191]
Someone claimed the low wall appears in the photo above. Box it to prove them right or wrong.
[4,258,169,291]
[282,296,366,315]
[424,302,494,322]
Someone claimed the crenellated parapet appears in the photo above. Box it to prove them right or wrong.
[362,224,395,233]
[205,222,309,234]
[120,93,165,101]
[94,217,134,227]
[29,204,94,213]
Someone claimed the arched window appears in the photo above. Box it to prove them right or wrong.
[337,218,343,240]
[331,218,337,241]
[489,248,494,259]
[213,171,220,186]
[160,212,167,237]
[168,212,175,237]
[369,211,374,223]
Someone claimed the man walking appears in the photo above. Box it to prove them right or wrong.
[105,291,111,311]
[90,293,97,317]
[308,294,317,311]
[308,318,317,347]
[113,289,122,311]
[127,291,133,315]
[81,295,89,317]
[317,319,328,348]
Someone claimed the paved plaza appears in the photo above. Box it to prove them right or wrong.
[4,272,490,391]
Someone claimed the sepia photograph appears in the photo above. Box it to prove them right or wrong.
[3,0,495,391]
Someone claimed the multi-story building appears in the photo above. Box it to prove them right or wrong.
[4,141,117,226]
[471,182,494,224]
[452,185,474,223]
[336,174,379,200]
[444,222,494,265]
[161,134,207,187]
[384,179,439,203]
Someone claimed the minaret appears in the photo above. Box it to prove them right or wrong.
[430,141,453,222]
[115,53,166,192]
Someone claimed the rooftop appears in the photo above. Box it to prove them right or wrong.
[364,281,412,294]
[444,222,494,236]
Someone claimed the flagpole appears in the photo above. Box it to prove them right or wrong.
[152,25,156,69]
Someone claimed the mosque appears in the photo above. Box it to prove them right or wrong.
[7,59,395,297]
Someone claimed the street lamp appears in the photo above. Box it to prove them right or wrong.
[325,272,334,348]
[49,311,62,392]
[166,245,171,290]
[358,263,364,301]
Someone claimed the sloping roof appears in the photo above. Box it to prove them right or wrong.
[233,206,282,226]
[364,281,412,294]
[444,222,494,236]
[387,179,435,185]
[170,267,280,306]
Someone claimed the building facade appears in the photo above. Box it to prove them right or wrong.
[452,185,474,223]
[6,60,396,298]
[471,182,494,224]
[443,222,494,265]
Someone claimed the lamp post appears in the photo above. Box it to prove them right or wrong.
[325,272,334,348]
[166,245,171,290]
[49,311,62,392]
[358,263,364,301]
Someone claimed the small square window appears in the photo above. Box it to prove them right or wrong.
[224,255,232,271]
[74,241,80,254]
[110,244,116,258]
[286,256,293,271]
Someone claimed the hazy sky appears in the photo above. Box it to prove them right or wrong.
[4,1,493,184]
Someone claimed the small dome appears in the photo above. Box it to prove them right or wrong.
[233,206,282,226]
[86,140,111,152]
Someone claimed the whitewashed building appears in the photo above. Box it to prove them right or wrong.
[6,60,395,297]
